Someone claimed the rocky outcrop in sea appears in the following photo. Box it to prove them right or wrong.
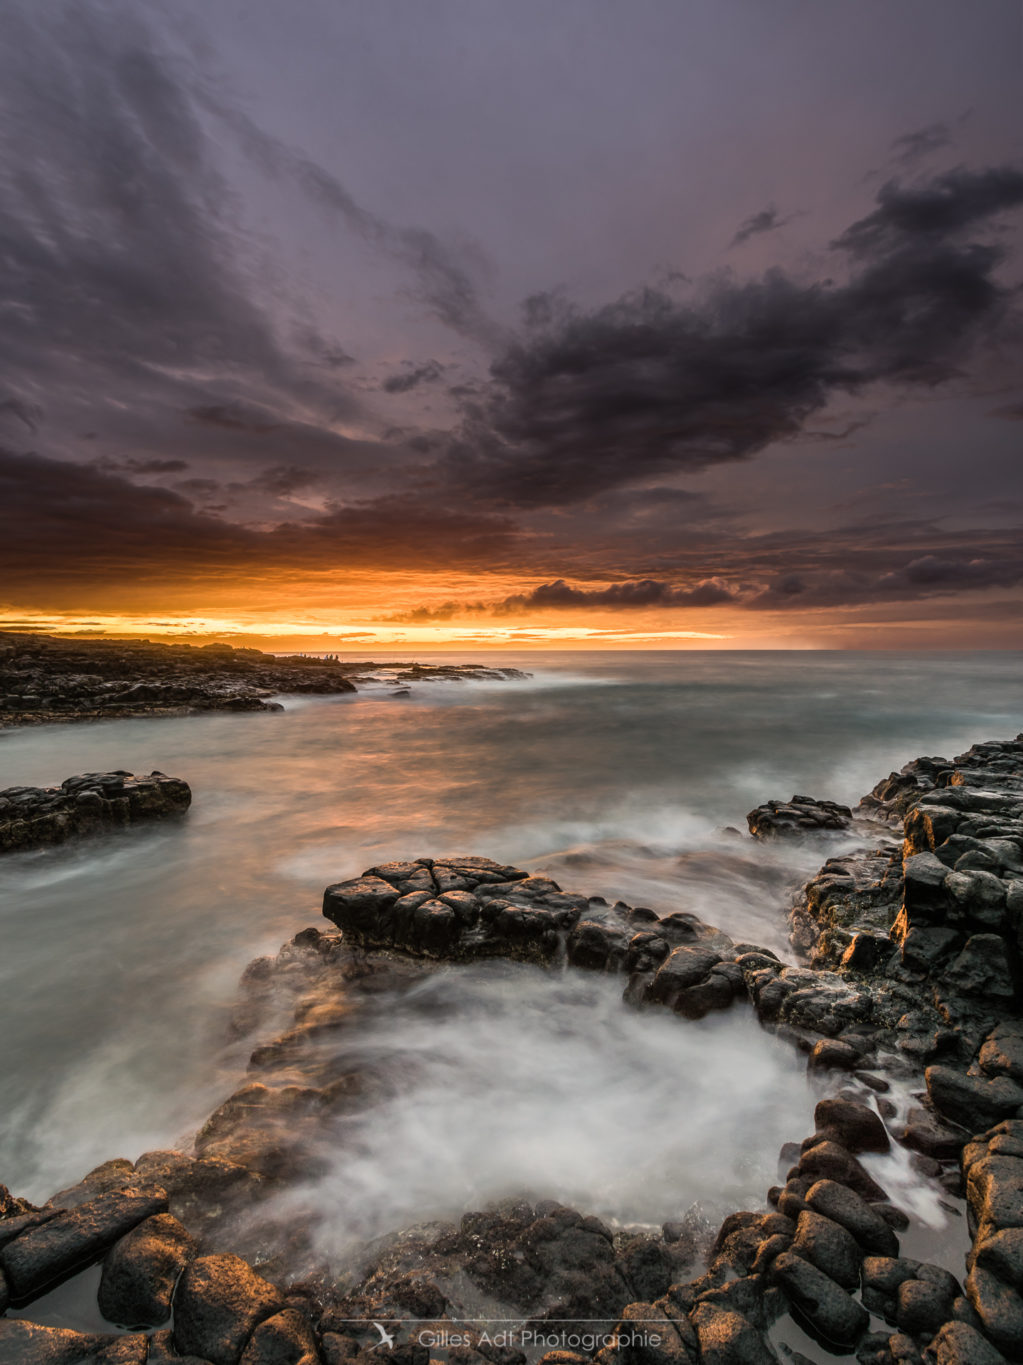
[0,633,527,727]
[0,770,192,854]
[3,736,1022,1364]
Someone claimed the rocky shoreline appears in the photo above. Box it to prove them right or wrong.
[0,771,191,854]
[0,633,528,728]
[2,736,1022,1364]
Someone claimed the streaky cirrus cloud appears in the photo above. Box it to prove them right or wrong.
[0,0,500,493]
[197,90,504,350]
[0,5,351,433]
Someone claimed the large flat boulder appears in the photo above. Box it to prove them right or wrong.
[0,1187,168,1305]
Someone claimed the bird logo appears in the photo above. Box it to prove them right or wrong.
[372,1322,397,1351]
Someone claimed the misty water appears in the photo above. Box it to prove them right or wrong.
[2,650,1021,1254]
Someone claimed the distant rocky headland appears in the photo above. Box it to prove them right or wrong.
[2,736,1022,1364]
[0,633,528,729]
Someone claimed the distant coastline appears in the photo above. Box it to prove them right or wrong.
[0,632,528,730]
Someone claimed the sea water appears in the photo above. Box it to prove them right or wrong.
[0,650,1020,1231]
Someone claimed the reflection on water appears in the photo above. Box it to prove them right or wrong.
[0,650,1020,1203]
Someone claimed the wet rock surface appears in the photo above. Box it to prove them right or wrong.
[97,1212,197,1328]
[4,733,1023,1361]
[0,770,192,854]
[173,1254,284,1365]
[0,1188,169,1305]
[0,632,527,729]
[323,859,733,976]
[746,797,854,841]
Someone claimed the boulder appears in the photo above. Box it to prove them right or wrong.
[980,1024,1023,1085]
[966,1153,1023,1240]
[173,1254,284,1365]
[0,1319,118,1364]
[690,1303,775,1363]
[898,1108,968,1160]
[0,1207,61,1249]
[925,1067,1023,1129]
[813,1097,890,1154]
[924,1321,1007,1364]
[566,921,628,972]
[807,1039,861,1072]
[645,947,723,1004]
[746,797,853,840]
[148,1329,217,1365]
[895,1277,956,1338]
[94,1336,150,1364]
[98,1212,197,1327]
[861,1256,921,1320]
[238,1308,319,1364]
[795,1141,889,1203]
[942,935,1016,999]
[790,1210,861,1290]
[902,853,950,918]
[966,1263,1023,1355]
[974,1227,1023,1292]
[0,1187,168,1304]
[618,1236,676,1303]
[945,871,1007,923]
[770,1250,868,1347]
[804,1180,898,1256]
[322,878,400,940]
[897,926,961,973]
[0,771,191,854]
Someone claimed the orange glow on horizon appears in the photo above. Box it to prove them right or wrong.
[3,573,1021,652]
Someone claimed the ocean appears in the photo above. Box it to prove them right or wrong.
[1,649,1020,1251]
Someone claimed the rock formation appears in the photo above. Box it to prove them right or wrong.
[4,735,1023,1362]
[0,771,191,854]
[0,632,527,728]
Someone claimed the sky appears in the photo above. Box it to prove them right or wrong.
[1,0,1021,650]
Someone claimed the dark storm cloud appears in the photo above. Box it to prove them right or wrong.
[0,448,518,589]
[385,601,489,623]
[495,578,735,611]
[833,167,1023,257]
[0,448,258,583]
[385,516,1023,620]
[730,206,792,247]
[446,165,1023,508]
[385,579,733,620]
[746,550,1023,610]
[381,361,446,394]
